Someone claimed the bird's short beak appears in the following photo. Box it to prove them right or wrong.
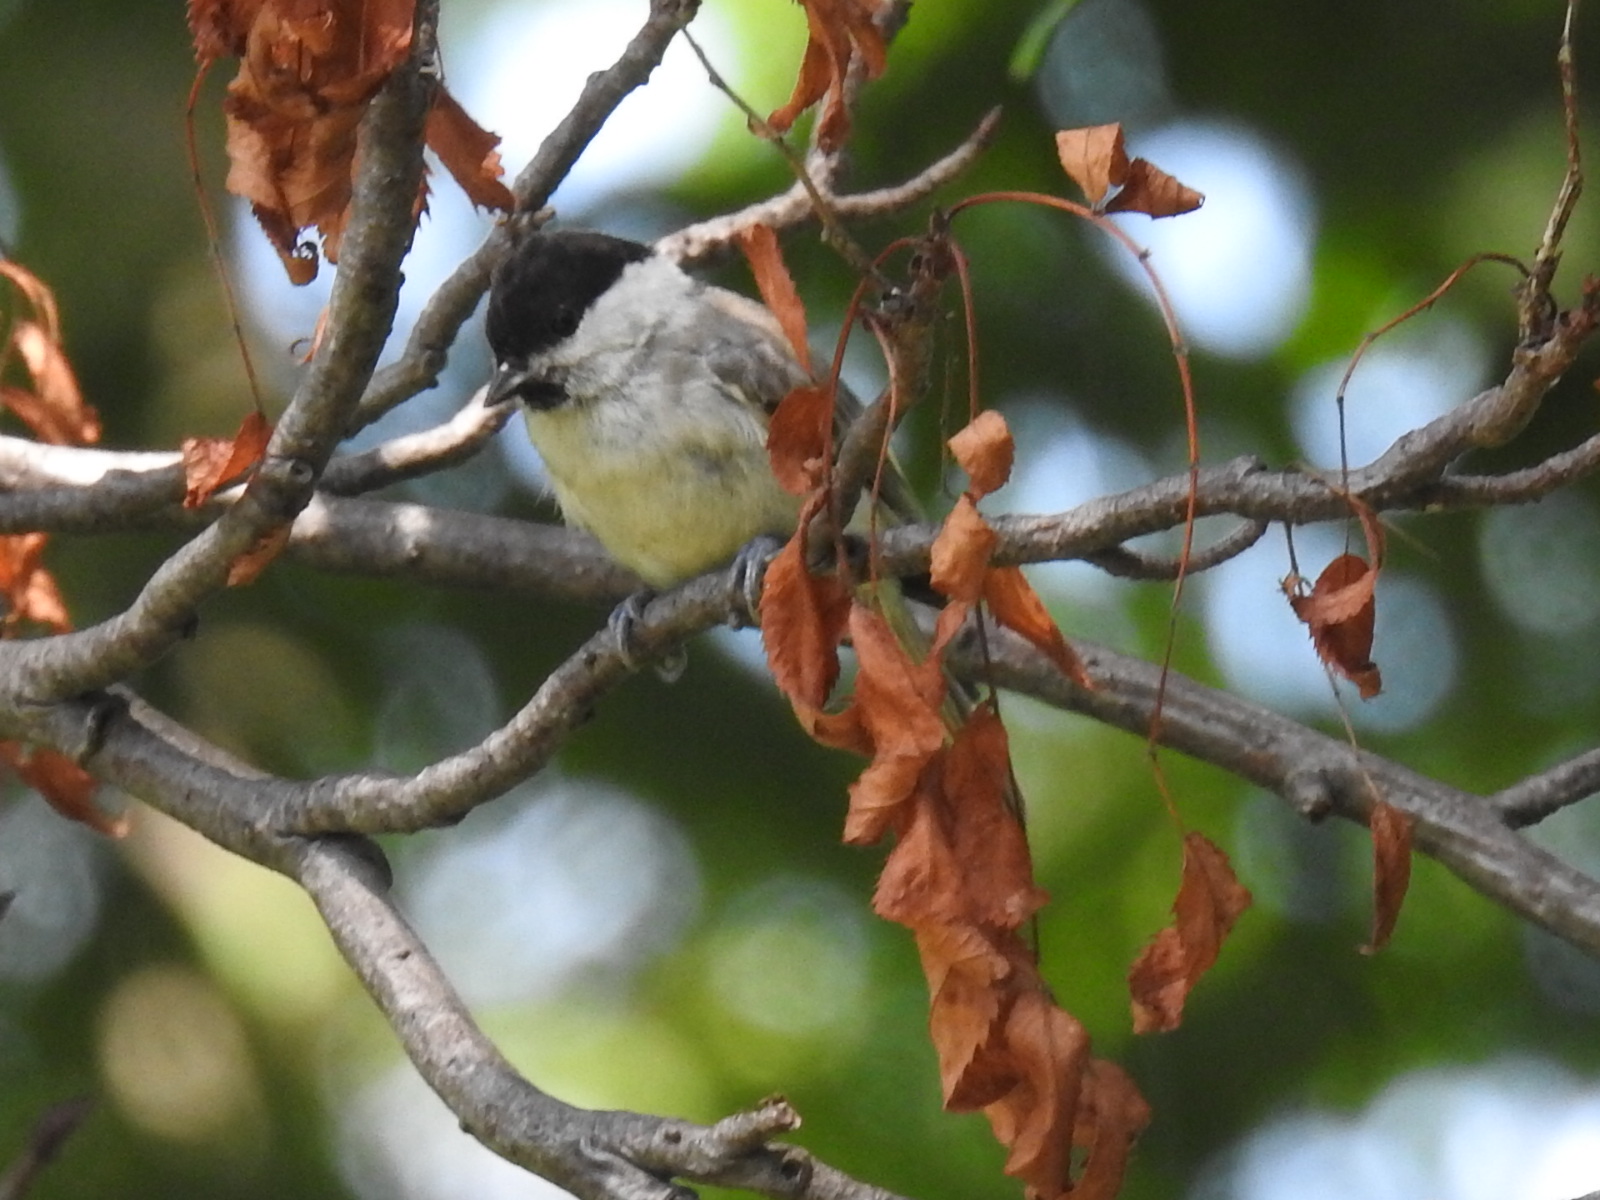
[488,359,567,410]
[487,360,533,407]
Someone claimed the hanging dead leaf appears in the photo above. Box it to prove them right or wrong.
[984,566,1092,689]
[1055,122,1204,218]
[928,494,997,654]
[980,988,1089,1194]
[761,518,852,710]
[1361,800,1413,954]
[917,922,1013,1105]
[1069,1059,1153,1200]
[1105,158,1205,218]
[931,494,999,606]
[1128,832,1252,1034]
[873,766,966,925]
[226,525,291,586]
[1289,553,1382,698]
[2,323,100,445]
[768,0,888,152]
[947,409,1014,498]
[0,743,126,837]
[1054,124,1129,209]
[737,223,813,374]
[767,383,836,497]
[192,0,511,282]
[423,89,515,212]
[0,534,71,633]
[182,410,273,507]
[938,704,1049,931]
[843,604,948,843]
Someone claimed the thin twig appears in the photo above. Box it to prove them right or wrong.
[0,1097,94,1200]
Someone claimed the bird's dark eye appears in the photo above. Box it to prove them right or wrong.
[550,307,580,338]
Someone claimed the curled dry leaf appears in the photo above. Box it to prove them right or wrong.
[737,224,813,375]
[980,988,1088,1190]
[843,604,948,844]
[182,410,273,507]
[1106,158,1205,219]
[984,567,1092,689]
[227,525,291,586]
[874,706,1046,931]
[767,0,888,152]
[1362,800,1413,954]
[2,323,100,445]
[1069,1060,1153,1200]
[1288,553,1382,698]
[767,383,836,497]
[0,533,71,633]
[929,494,998,653]
[423,89,516,212]
[1054,125,1129,209]
[917,922,1014,1105]
[760,516,852,712]
[947,408,1014,499]
[1287,499,1385,697]
[1055,122,1204,218]
[190,0,511,282]
[0,742,126,837]
[1128,832,1252,1034]
[1,260,101,446]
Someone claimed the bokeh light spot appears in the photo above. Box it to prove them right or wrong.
[1479,492,1600,636]
[1292,317,1490,469]
[402,781,700,1006]
[1101,121,1315,359]
[98,964,268,1153]
[0,796,105,984]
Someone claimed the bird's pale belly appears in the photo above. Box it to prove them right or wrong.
[528,408,800,587]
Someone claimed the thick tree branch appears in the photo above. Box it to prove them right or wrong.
[293,837,916,1200]
[0,22,436,705]
[945,626,1600,959]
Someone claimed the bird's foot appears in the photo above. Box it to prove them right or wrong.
[727,535,786,629]
[609,590,687,683]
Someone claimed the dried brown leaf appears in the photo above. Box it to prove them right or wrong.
[981,988,1090,1196]
[424,89,514,213]
[761,522,851,711]
[1128,832,1252,1033]
[947,409,1014,498]
[931,494,997,606]
[918,922,1012,1106]
[0,534,71,633]
[0,743,125,837]
[9,322,97,442]
[182,410,272,507]
[1362,800,1413,954]
[1054,124,1129,208]
[1289,553,1382,698]
[737,223,812,375]
[767,0,887,152]
[984,566,1091,689]
[1105,157,1205,218]
[843,604,947,843]
[767,383,835,497]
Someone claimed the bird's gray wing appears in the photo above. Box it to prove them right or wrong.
[698,284,922,524]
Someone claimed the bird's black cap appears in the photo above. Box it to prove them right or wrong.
[486,229,652,365]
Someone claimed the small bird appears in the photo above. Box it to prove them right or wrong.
[487,228,1023,820]
[486,227,830,590]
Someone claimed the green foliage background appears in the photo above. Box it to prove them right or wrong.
[3,1,1600,1198]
